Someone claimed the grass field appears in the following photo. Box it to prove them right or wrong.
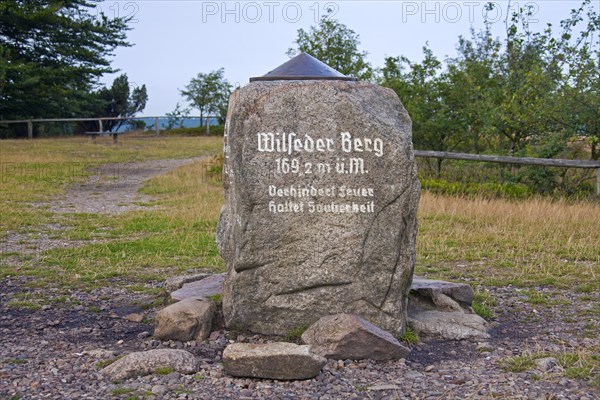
[1,135,598,292]
[1,135,598,387]
[0,136,224,291]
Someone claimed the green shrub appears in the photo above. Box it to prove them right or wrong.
[421,178,531,199]
[472,290,497,320]
[285,325,309,342]
[161,125,224,136]
[398,326,419,344]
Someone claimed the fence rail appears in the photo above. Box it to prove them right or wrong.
[0,116,218,138]
[414,150,600,195]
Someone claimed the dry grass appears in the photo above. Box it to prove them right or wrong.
[0,135,223,232]
[417,192,600,288]
[0,135,222,164]
[1,136,598,291]
[0,136,225,288]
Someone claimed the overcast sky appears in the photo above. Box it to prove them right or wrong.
[95,1,589,116]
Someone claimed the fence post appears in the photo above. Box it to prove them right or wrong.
[155,117,159,136]
[27,120,33,139]
[99,119,103,133]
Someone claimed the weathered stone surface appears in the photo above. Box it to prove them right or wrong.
[408,311,489,340]
[100,349,198,381]
[301,314,410,360]
[223,342,326,380]
[170,274,225,302]
[154,298,216,342]
[409,277,474,312]
[218,80,420,335]
[164,273,211,293]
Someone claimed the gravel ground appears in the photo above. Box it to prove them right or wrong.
[1,159,598,399]
[1,281,598,399]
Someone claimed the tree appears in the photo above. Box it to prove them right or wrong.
[180,68,231,135]
[552,0,600,159]
[381,47,466,176]
[0,0,132,123]
[287,11,373,80]
[165,102,190,130]
[95,74,147,132]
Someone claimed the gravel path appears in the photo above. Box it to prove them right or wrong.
[1,159,598,399]
[1,281,598,399]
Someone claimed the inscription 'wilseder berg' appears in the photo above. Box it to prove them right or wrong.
[257,132,384,157]
[217,53,420,336]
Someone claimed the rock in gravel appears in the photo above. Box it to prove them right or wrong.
[301,314,410,360]
[100,349,198,381]
[223,342,326,380]
[164,273,212,293]
[535,357,559,371]
[218,59,420,335]
[123,313,144,323]
[154,298,216,342]
[170,274,225,302]
[82,348,117,358]
[151,384,168,395]
[408,310,489,340]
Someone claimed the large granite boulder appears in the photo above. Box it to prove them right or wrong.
[218,79,420,335]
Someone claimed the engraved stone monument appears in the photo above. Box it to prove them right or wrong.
[217,53,420,335]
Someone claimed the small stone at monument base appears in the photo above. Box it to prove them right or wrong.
[222,342,326,380]
[301,314,410,360]
[170,274,225,302]
[408,311,489,340]
[100,349,198,381]
[164,273,212,293]
[409,277,474,311]
[154,298,216,342]
[406,277,490,340]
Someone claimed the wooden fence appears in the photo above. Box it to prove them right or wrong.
[1,118,599,195]
[414,150,600,195]
[0,116,217,138]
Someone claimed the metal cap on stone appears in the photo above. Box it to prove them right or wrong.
[249,52,358,82]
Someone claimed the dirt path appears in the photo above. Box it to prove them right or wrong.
[50,157,203,214]
[0,157,202,257]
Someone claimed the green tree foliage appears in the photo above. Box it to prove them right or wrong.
[0,0,132,120]
[95,74,147,132]
[552,1,600,160]
[287,11,373,80]
[165,102,190,130]
[180,68,231,134]
[381,0,598,162]
[382,48,465,176]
